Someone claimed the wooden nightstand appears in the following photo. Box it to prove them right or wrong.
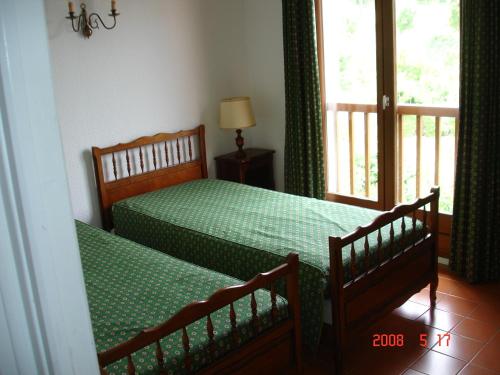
[215,148,275,190]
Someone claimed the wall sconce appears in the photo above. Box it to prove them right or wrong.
[66,1,120,39]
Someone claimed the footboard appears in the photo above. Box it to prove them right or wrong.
[98,253,302,375]
[329,187,439,373]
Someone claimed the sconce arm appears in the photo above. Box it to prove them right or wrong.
[65,13,83,33]
[88,12,118,30]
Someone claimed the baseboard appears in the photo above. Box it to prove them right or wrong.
[438,257,449,266]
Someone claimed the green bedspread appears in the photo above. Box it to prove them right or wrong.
[113,179,425,350]
[76,220,287,375]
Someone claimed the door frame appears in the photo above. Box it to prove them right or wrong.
[0,0,99,373]
[316,0,397,211]
[379,0,397,211]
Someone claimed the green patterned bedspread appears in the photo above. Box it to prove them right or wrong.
[113,179,424,350]
[76,220,287,375]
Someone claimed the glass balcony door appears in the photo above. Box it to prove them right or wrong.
[318,0,459,257]
[395,0,460,214]
[321,0,387,210]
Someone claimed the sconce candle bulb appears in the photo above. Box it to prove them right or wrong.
[65,1,119,39]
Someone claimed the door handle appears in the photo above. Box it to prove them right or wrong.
[383,95,390,110]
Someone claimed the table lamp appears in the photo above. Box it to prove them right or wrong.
[219,97,256,158]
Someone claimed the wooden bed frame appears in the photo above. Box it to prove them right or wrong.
[98,253,302,375]
[92,126,208,231]
[92,125,440,374]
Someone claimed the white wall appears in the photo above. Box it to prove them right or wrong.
[45,0,253,226]
[242,0,286,190]
[45,0,286,225]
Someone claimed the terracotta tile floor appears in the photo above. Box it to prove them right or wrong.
[304,265,500,375]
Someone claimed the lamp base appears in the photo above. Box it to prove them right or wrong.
[235,129,246,159]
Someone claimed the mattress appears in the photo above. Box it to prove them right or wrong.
[76,220,287,375]
[112,179,425,349]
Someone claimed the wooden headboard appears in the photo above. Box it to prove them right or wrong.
[92,125,208,230]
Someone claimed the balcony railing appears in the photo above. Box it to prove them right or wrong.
[327,103,459,213]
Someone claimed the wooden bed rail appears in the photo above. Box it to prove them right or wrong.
[97,253,301,374]
[335,186,440,249]
[328,187,439,374]
[92,125,208,230]
[95,129,203,157]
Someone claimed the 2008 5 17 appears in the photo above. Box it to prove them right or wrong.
[372,333,451,347]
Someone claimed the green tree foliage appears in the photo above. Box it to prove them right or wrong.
[398,8,416,31]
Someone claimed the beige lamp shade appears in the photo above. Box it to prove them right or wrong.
[219,97,256,129]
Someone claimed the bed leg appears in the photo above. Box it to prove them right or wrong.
[430,277,438,308]
[329,237,346,375]
[333,345,343,375]
[286,254,303,374]
[429,186,440,309]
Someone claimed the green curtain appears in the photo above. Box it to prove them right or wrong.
[282,0,325,199]
[450,0,500,283]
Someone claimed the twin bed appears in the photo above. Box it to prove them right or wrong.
[89,125,440,374]
[77,221,302,374]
